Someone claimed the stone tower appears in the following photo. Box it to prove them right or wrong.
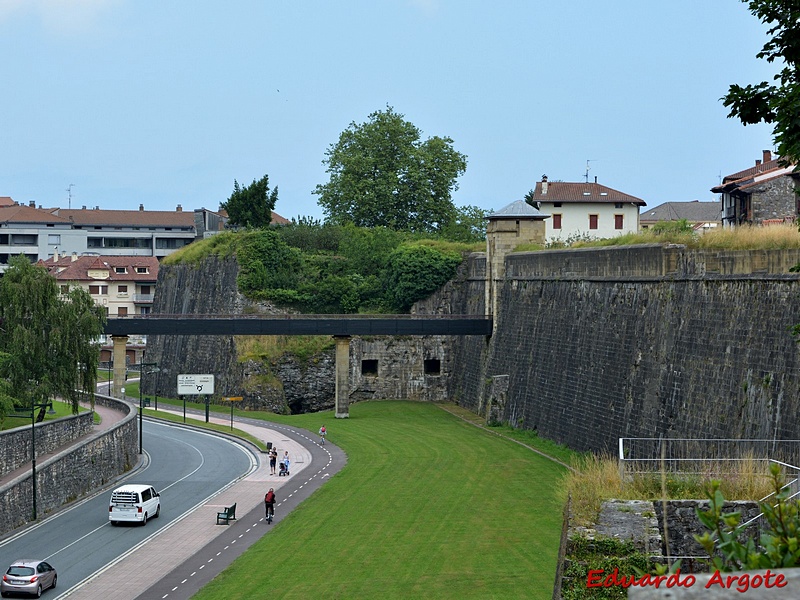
[485,199,549,325]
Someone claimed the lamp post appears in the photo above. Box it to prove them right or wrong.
[30,400,54,521]
[138,354,159,455]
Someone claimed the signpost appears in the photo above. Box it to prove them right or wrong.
[221,396,243,430]
[177,374,215,422]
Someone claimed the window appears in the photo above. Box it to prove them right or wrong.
[140,306,151,315]
[614,214,624,230]
[136,267,149,274]
[553,202,562,208]
[60,285,69,294]
[361,359,378,376]
[89,285,109,295]
[424,359,441,375]
[589,214,598,230]
[614,202,623,209]
[115,267,127,274]
[48,234,61,244]
[140,285,151,295]
[552,214,562,229]
[118,307,128,316]
[118,285,128,293]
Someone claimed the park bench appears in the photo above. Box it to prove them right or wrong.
[216,503,237,525]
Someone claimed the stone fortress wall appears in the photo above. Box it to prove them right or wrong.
[0,395,138,534]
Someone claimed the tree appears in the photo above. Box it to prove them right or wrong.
[314,106,467,234]
[0,255,106,418]
[723,1,800,163]
[220,175,278,229]
[439,205,490,243]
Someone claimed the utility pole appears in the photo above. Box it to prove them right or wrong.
[66,184,75,209]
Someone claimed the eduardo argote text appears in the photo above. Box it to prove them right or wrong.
[587,568,788,593]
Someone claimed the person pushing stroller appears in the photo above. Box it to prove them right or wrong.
[279,453,290,476]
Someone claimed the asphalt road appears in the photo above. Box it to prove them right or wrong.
[0,420,254,596]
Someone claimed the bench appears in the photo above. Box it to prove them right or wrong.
[216,503,236,525]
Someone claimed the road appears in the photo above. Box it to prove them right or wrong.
[0,420,254,596]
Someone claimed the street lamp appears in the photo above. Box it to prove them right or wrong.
[138,353,159,455]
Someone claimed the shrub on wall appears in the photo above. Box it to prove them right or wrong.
[383,244,463,311]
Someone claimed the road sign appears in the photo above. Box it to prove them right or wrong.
[177,374,215,395]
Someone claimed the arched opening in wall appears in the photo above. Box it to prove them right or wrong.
[361,359,378,376]
[424,359,441,375]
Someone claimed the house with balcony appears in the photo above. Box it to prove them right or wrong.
[527,176,646,242]
[711,150,798,227]
[40,253,160,363]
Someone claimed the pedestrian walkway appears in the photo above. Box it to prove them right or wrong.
[70,408,332,600]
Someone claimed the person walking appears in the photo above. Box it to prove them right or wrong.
[269,447,278,475]
[264,488,276,523]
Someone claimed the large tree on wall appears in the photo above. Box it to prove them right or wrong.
[0,255,105,420]
[314,106,468,234]
[220,174,278,229]
[723,0,800,163]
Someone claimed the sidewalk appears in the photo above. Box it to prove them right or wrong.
[71,408,323,600]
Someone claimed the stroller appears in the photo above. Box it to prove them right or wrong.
[279,460,290,477]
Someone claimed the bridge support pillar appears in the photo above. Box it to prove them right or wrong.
[112,335,129,398]
[334,335,350,418]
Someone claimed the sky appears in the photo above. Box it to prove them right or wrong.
[0,0,780,221]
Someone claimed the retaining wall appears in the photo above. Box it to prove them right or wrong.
[0,396,138,535]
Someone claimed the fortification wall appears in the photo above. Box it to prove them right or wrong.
[448,246,800,453]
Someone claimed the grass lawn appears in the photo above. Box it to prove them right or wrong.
[192,400,568,600]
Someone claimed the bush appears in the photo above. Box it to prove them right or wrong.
[383,244,463,311]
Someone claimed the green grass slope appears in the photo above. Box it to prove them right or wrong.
[193,401,567,600]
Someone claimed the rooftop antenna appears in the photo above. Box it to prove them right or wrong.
[584,160,596,183]
[66,183,75,209]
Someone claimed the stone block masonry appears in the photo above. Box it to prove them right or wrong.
[447,246,800,453]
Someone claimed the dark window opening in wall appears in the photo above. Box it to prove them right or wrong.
[589,214,599,230]
[614,214,624,229]
[361,359,378,376]
[424,359,441,375]
[553,214,562,229]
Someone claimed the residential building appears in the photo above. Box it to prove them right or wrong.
[0,198,289,271]
[711,150,798,227]
[40,253,160,363]
[640,201,722,233]
[527,176,646,242]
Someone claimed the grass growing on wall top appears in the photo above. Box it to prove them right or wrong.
[516,223,800,252]
[192,400,568,600]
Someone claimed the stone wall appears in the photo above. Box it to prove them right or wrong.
[446,246,800,453]
[0,395,137,535]
[0,411,93,477]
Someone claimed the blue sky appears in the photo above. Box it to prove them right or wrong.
[0,0,778,221]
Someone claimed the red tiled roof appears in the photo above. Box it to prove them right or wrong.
[0,204,73,225]
[40,254,159,282]
[531,181,646,206]
[0,196,15,207]
[50,208,196,228]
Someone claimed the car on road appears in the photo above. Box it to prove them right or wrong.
[1,559,57,598]
[108,484,160,525]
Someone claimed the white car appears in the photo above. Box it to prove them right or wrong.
[108,484,160,525]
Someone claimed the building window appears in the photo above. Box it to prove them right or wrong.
[424,359,441,375]
[361,359,378,376]
[136,267,149,274]
[614,214,624,230]
[89,285,108,295]
[140,285,151,295]
[140,306,151,315]
[118,285,128,293]
[118,307,128,317]
[553,202,562,207]
[589,214,598,230]
[615,203,623,209]
[115,267,127,274]
[60,285,69,294]
[553,214,562,229]
[48,234,61,244]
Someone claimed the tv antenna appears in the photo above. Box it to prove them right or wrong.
[584,160,596,183]
[66,183,75,209]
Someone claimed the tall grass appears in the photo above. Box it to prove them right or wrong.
[236,334,335,363]
[563,454,776,527]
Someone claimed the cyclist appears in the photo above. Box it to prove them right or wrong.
[319,425,327,445]
[264,488,276,523]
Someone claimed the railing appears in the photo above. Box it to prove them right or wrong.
[132,294,154,303]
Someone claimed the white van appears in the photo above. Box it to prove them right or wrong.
[108,484,161,525]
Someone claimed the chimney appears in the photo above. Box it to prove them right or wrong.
[139,204,144,211]
[176,204,182,212]
[763,150,772,163]
[71,252,78,262]
[541,174,548,195]
[82,205,86,210]
[594,176,597,184]
[29,201,35,207]
[756,160,762,166]
[53,248,59,262]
